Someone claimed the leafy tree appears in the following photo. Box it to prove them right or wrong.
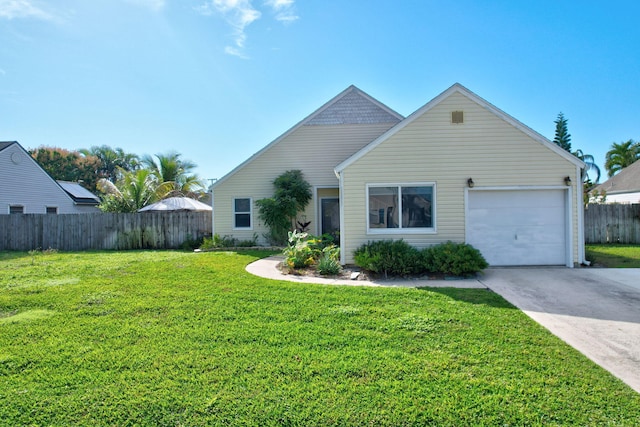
[553,112,572,152]
[80,145,140,183]
[604,139,640,177]
[97,169,157,212]
[29,146,101,192]
[142,152,205,199]
[256,170,312,245]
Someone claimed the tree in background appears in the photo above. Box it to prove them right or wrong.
[97,169,157,213]
[553,112,572,152]
[29,146,101,192]
[80,145,140,183]
[256,170,312,245]
[604,139,640,177]
[141,152,205,199]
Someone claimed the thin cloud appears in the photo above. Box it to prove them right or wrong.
[0,0,54,20]
[124,0,166,12]
[0,68,6,75]
[197,0,297,57]
[265,0,297,23]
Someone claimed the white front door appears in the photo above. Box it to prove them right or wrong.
[466,189,568,266]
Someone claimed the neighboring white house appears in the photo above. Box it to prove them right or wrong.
[0,141,100,214]
[590,160,640,204]
[212,84,585,267]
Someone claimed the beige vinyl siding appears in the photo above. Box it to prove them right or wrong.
[213,123,396,242]
[341,92,580,263]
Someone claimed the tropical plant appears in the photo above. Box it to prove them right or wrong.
[256,170,312,245]
[142,152,205,199]
[573,149,601,185]
[80,145,140,183]
[604,139,640,177]
[97,169,157,212]
[553,112,572,152]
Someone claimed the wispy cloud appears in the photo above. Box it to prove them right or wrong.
[197,0,297,58]
[265,0,297,23]
[0,68,6,75]
[123,0,166,12]
[0,0,55,21]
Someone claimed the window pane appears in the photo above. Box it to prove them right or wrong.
[234,198,250,213]
[235,213,251,228]
[402,186,432,228]
[369,187,398,228]
[9,206,23,214]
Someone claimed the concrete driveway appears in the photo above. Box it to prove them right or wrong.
[480,268,640,393]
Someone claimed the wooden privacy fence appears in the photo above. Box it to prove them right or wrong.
[0,212,212,251]
[584,203,640,244]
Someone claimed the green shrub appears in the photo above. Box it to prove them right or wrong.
[353,240,421,278]
[317,252,342,275]
[421,241,488,276]
[283,231,341,272]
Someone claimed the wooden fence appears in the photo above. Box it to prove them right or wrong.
[584,204,640,244]
[0,212,212,251]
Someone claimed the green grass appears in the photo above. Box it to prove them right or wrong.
[586,244,640,267]
[1,250,639,426]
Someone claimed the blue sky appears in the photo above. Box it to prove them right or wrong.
[2,0,639,184]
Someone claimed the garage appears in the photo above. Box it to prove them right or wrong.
[466,189,569,266]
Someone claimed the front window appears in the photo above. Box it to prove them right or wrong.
[367,184,435,232]
[233,198,252,229]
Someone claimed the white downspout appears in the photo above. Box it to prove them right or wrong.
[577,165,587,265]
[337,170,346,265]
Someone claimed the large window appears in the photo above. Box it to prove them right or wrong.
[233,198,252,229]
[367,184,435,233]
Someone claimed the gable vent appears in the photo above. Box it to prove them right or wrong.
[451,111,464,124]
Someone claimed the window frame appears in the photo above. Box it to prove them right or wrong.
[366,182,436,234]
[9,205,24,214]
[233,197,253,230]
[46,206,58,214]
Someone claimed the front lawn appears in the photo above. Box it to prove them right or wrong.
[1,250,639,425]
[586,244,640,267]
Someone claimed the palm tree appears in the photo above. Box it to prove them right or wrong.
[97,169,157,212]
[80,145,140,183]
[573,149,601,185]
[604,140,640,177]
[141,152,205,199]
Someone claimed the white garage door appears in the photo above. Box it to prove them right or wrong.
[467,190,568,266]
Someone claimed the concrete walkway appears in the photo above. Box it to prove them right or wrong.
[246,257,640,393]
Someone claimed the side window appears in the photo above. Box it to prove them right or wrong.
[233,198,252,229]
[46,207,58,214]
[9,205,24,214]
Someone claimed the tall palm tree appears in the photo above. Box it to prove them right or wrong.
[141,152,205,199]
[573,149,601,185]
[604,140,640,177]
[80,145,140,183]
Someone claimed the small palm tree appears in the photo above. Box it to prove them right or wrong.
[142,152,205,199]
[97,169,157,212]
[604,140,640,177]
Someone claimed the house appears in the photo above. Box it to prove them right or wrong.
[590,160,640,204]
[0,141,101,214]
[212,84,585,267]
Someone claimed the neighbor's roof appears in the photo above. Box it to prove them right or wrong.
[335,83,585,173]
[57,181,101,205]
[0,141,17,152]
[592,160,640,195]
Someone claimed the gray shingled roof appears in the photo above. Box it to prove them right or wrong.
[593,160,640,194]
[306,88,401,125]
[0,141,17,152]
